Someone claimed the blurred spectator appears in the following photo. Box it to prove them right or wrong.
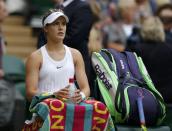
[127,0,154,45]
[102,16,126,52]
[88,21,102,54]
[87,0,102,54]
[156,3,172,44]
[102,0,137,52]
[134,0,156,24]
[126,16,172,103]
[140,16,165,42]
[117,0,137,38]
[6,0,28,15]
[156,0,171,7]
[127,24,141,45]
[0,0,8,78]
[25,0,53,25]
[107,1,118,22]
[97,0,110,16]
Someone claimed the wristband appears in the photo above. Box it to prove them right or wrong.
[80,91,86,100]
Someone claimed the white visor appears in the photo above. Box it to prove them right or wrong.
[43,12,69,27]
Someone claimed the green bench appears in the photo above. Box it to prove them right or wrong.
[2,55,25,82]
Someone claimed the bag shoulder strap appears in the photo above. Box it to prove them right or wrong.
[107,49,132,121]
[123,51,146,84]
[107,49,128,78]
[99,50,114,72]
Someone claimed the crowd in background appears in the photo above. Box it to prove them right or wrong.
[0,0,171,130]
[4,0,172,103]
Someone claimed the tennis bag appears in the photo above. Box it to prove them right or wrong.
[91,49,166,126]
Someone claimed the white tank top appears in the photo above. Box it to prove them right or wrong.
[38,45,75,93]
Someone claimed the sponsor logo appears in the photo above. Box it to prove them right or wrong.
[120,60,125,69]
[56,66,62,69]
[95,64,112,90]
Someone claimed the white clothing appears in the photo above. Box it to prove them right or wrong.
[6,0,27,13]
[122,24,133,37]
[38,45,75,93]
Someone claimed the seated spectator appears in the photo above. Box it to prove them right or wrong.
[156,3,172,44]
[6,0,28,15]
[126,16,172,103]
[101,0,137,52]
[87,0,102,55]
[0,0,8,78]
[102,16,126,52]
[117,0,137,38]
[156,0,171,7]
[25,0,53,25]
[135,0,157,19]
[107,1,118,22]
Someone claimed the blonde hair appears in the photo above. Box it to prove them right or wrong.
[156,0,171,7]
[118,0,137,20]
[140,16,165,42]
[88,26,102,55]
[118,0,136,10]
